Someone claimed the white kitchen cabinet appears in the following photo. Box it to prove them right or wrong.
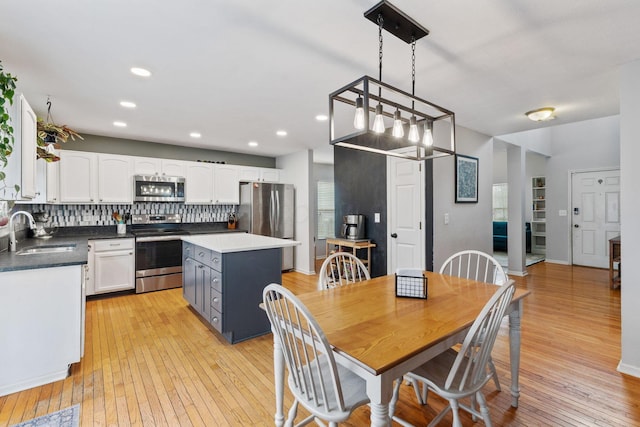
[87,238,135,295]
[213,164,240,204]
[161,159,187,177]
[46,160,59,203]
[3,93,38,201]
[59,150,98,203]
[238,166,281,183]
[0,264,83,396]
[133,157,187,178]
[97,154,133,203]
[185,162,214,204]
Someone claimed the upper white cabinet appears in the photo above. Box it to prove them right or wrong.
[238,166,281,183]
[58,151,133,203]
[133,157,187,178]
[4,94,38,201]
[59,151,98,203]
[185,162,214,204]
[97,154,133,203]
[213,164,240,204]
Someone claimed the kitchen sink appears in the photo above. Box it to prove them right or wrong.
[16,244,77,255]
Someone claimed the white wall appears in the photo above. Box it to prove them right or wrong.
[433,126,494,270]
[277,150,314,275]
[545,116,620,263]
[619,59,640,377]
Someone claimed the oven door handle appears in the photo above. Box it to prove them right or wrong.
[135,235,187,242]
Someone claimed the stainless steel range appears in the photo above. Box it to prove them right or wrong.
[131,214,189,293]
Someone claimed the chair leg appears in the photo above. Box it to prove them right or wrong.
[285,401,299,427]
[428,404,452,427]
[475,391,493,427]
[406,376,425,405]
[389,377,403,418]
[487,355,501,391]
[449,399,463,427]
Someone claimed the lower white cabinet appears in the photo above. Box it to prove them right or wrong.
[87,238,135,295]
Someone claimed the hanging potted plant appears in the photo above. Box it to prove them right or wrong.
[0,60,18,227]
[36,98,83,162]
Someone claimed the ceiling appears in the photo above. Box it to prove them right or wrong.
[2,1,640,164]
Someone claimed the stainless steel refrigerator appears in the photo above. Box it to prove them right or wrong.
[238,182,295,271]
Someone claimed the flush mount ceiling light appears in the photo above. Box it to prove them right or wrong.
[525,107,555,121]
[329,0,455,161]
[189,132,201,138]
[130,67,151,77]
[248,141,259,147]
[276,130,288,136]
[113,121,127,127]
[120,101,136,108]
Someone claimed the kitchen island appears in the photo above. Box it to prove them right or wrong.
[181,233,299,344]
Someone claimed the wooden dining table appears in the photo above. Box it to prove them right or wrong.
[269,271,530,427]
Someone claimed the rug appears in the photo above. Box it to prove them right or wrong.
[11,404,79,427]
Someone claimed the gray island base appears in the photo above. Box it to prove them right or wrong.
[182,233,299,344]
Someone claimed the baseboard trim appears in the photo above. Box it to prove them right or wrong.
[292,268,315,276]
[617,361,640,378]
[506,270,528,277]
[545,259,570,265]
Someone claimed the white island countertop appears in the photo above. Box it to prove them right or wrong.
[181,233,300,253]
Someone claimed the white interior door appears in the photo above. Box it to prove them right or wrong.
[571,169,620,268]
[387,156,425,273]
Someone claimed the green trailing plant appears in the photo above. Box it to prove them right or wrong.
[0,60,19,198]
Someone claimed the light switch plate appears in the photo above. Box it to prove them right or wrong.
[444,213,449,225]
[374,213,380,223]
[559,210,567,217]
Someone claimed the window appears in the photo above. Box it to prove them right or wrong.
[317,181,335,239]
[492,183,508,221]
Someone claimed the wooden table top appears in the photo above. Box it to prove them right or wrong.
[295,272,530,375]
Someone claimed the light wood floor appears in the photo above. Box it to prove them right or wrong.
[1,262,639,426]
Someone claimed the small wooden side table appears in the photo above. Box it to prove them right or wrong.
[609,236,621,289]
[325,238,376,273]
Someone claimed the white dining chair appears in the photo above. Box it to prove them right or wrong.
[439,249,508,391]
[397,281,516,427]
[262,283,371,426]
[317,252,370,290]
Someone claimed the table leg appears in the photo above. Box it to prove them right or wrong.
[367,377,392,426]
[508,300,523,408]
[273,330,285,427]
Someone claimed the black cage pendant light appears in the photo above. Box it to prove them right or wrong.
[329,0,456,161]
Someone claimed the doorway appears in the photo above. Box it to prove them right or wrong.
[571,168,620,268]
[386,156,425,273]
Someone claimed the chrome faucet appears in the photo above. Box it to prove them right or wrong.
[8,211,37,252]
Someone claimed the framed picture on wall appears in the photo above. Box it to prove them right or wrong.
[455,154,479,203]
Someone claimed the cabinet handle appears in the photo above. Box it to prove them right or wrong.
[213,258,219,264]
[198,264,204,269]
[213,297,219,303]
[212,277,218,283]
[129,252,133,255]
[212,317,218,323]
[198,251,205,257]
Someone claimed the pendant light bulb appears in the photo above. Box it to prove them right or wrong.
[392,109,404,138]
[423,121,434,147]
[372,104,386,133]
[353,97,365,130]
[408,116,419,143]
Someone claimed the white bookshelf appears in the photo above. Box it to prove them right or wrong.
[531,177,546,255]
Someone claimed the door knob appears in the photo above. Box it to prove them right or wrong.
[391,233,398,238]
[574,224,579,228]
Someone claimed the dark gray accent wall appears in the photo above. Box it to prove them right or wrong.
[334,146,434,277]
[334,146,387,277]
[62,134,276,168]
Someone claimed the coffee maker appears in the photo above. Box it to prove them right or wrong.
[341,214,366,240]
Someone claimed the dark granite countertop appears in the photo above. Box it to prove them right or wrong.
[0,223,246,273]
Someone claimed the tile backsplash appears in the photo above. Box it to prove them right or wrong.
[16,202,236,227]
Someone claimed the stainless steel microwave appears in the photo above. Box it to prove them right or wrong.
[133,175,185,202]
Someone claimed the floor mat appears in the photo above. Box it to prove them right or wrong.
[11,404,79,427]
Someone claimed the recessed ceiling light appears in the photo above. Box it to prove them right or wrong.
[248,141,259,147]
[316,114,328,121]
[130,67,151,77]
[276,130,287,137]
[113,121,127,127]
[525,107,555,122]
[190,132,201,138]
[120,101,136,108]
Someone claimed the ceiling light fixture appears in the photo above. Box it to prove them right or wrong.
[248,141,259,147]
[316,114,328,122]
[130,67,151,77]
[190,132,201,138]
[526,107,555,122]
[120,101,136,108]
[276,130,288,137]
[329,0,456,161]
[113,121,127,127]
